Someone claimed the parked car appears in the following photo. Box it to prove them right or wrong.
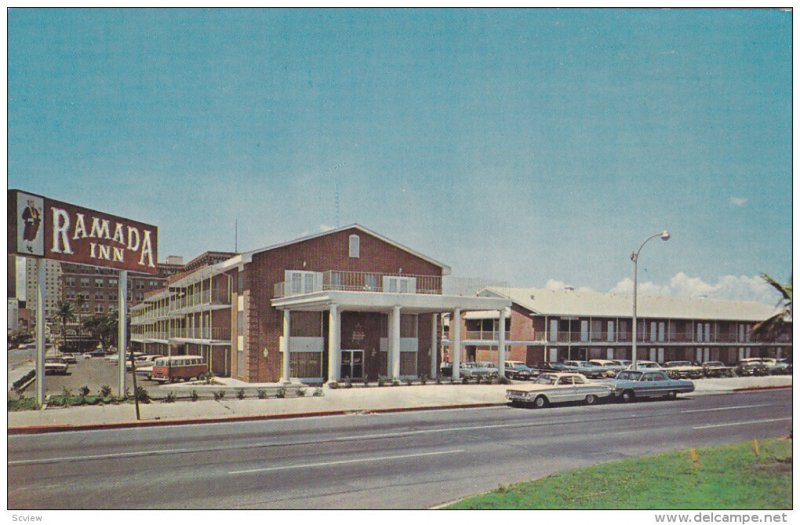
[663,361,704,379]
[506,372,612,408]
[504,361,537,380]
[628,360,662,370]
[532,362,575,373]
[606,369,694,402]
[612,359,632,368]
[589,359,626,377]
[759,357,792,375]
[461,361,498,379]
[701,361,734,378]
[59,353,78,364]
[564,360,608,379]
[736,358,770,377]
[44,357,69,375]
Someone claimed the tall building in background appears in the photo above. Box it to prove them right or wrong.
[24,258,62,324]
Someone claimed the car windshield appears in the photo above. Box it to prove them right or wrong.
[668,361,691,367]
[535,375,557,385]
[705,362,724,367]
[616,371,643,381]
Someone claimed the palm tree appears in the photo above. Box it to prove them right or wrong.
[55,300,76,352]
[752,273,792,341]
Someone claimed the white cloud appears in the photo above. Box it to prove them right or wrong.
[729,197,748,207]
[318,224,335,232]
[608,272,779,303]
[545,279,593,293]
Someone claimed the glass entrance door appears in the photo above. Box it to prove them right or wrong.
[340,349,364,380]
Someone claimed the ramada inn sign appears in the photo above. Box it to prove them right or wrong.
[8,189,158,275]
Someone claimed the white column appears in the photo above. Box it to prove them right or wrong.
[430,313,438,379]
[35,259,46,406]
[281,310,291,383]
[118,270,128,398]
[452,308,462,380]
[498,308,507,378]
[390,305,401,380]
[327,304,339,383]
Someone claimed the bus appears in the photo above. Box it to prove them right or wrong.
[150,355,209,383]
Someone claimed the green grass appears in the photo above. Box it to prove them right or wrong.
[447,438,792,510]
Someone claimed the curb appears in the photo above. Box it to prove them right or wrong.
[7,402,506,435]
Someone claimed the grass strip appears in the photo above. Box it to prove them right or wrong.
[446,438,792,510]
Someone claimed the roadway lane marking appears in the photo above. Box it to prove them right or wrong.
[682,404,774,414]
[693,417,792,430]
[228,449,465,475]
[8,447,196,466]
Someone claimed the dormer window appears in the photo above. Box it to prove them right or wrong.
[349,234,360,258]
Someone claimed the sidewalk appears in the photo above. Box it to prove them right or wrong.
[7,376,791,434]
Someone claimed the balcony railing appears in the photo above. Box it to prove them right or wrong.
[543,330,776,345]
[274,271,442,298]
[169,327,231,340]
[170,289,231,311]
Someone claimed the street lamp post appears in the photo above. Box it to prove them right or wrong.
[631,230,670,370]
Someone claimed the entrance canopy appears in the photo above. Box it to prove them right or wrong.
[272,290,510,314]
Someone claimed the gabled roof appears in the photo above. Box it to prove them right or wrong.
[232,224,451,275]
[479,287,781,322]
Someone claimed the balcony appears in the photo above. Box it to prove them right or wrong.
[170,327,231,341]
[170,289,231,313]
[544,330,777,345]
[274,270,442,298]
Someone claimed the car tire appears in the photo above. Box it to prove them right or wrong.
[534,395,549,409]
[585,394,597,405]
[666,390,677,400]
[621,390,635,403]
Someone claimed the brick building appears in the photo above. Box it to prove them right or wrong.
[454,287,792,366]
[131,225,510,383]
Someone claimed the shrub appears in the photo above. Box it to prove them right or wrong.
[85,396,100,406]
[420,374,428,385]
[237,388,245,400]
[163,392,176,403]
[391,379,400,387]
[462,377,469,385]
[405,378,413,386]
[328,381,339,390]
[135,386,151,404]
[362,378,369,387]
[276,387,286,399]
[213,391,226,401]
[257,389,267,399]
[191,390,199,402]
[498,376,511,385]
[377,376,386,387]
[100,385,112,398]
[449,378,456,384]
[344,378,353,389]
[313,387,323,397]
[62,387,73,399]
[297,388,307,397]
[79,385,91,397]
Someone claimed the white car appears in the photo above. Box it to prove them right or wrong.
[506,372,612,408]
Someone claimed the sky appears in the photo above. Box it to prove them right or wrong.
[7,8,793,304]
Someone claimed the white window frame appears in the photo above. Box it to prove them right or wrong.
[383,276,416,294]
[285,270,323,295]
[348,234,360,258]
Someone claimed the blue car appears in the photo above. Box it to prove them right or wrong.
[605,369,694,402]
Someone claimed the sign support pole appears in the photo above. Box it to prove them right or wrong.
[118,270,128,398]
[35,258,46,407]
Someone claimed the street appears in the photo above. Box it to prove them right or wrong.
[7,389,792,509]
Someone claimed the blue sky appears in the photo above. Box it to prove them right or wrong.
[8,9,792,302]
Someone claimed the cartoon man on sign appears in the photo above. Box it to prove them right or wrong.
[19,195,43,255]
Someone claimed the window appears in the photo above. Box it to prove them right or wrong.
[95,305,104,313]
[349,234,360,258]
[80,278,90,287]
[65,277,76,287]
[95,278,104,288]
[109,279,118,287]
[285,270,322,295]
[383,276,416,294]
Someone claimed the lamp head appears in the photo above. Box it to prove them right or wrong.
[660,230,671,241]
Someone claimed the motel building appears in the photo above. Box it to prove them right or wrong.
[131,225,511,383]
[453,287,792,366]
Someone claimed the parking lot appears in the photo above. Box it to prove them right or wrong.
[26,356,159,396]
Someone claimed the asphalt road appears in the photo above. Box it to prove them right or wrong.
[7,389,792,510]
[22,356,142,396]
